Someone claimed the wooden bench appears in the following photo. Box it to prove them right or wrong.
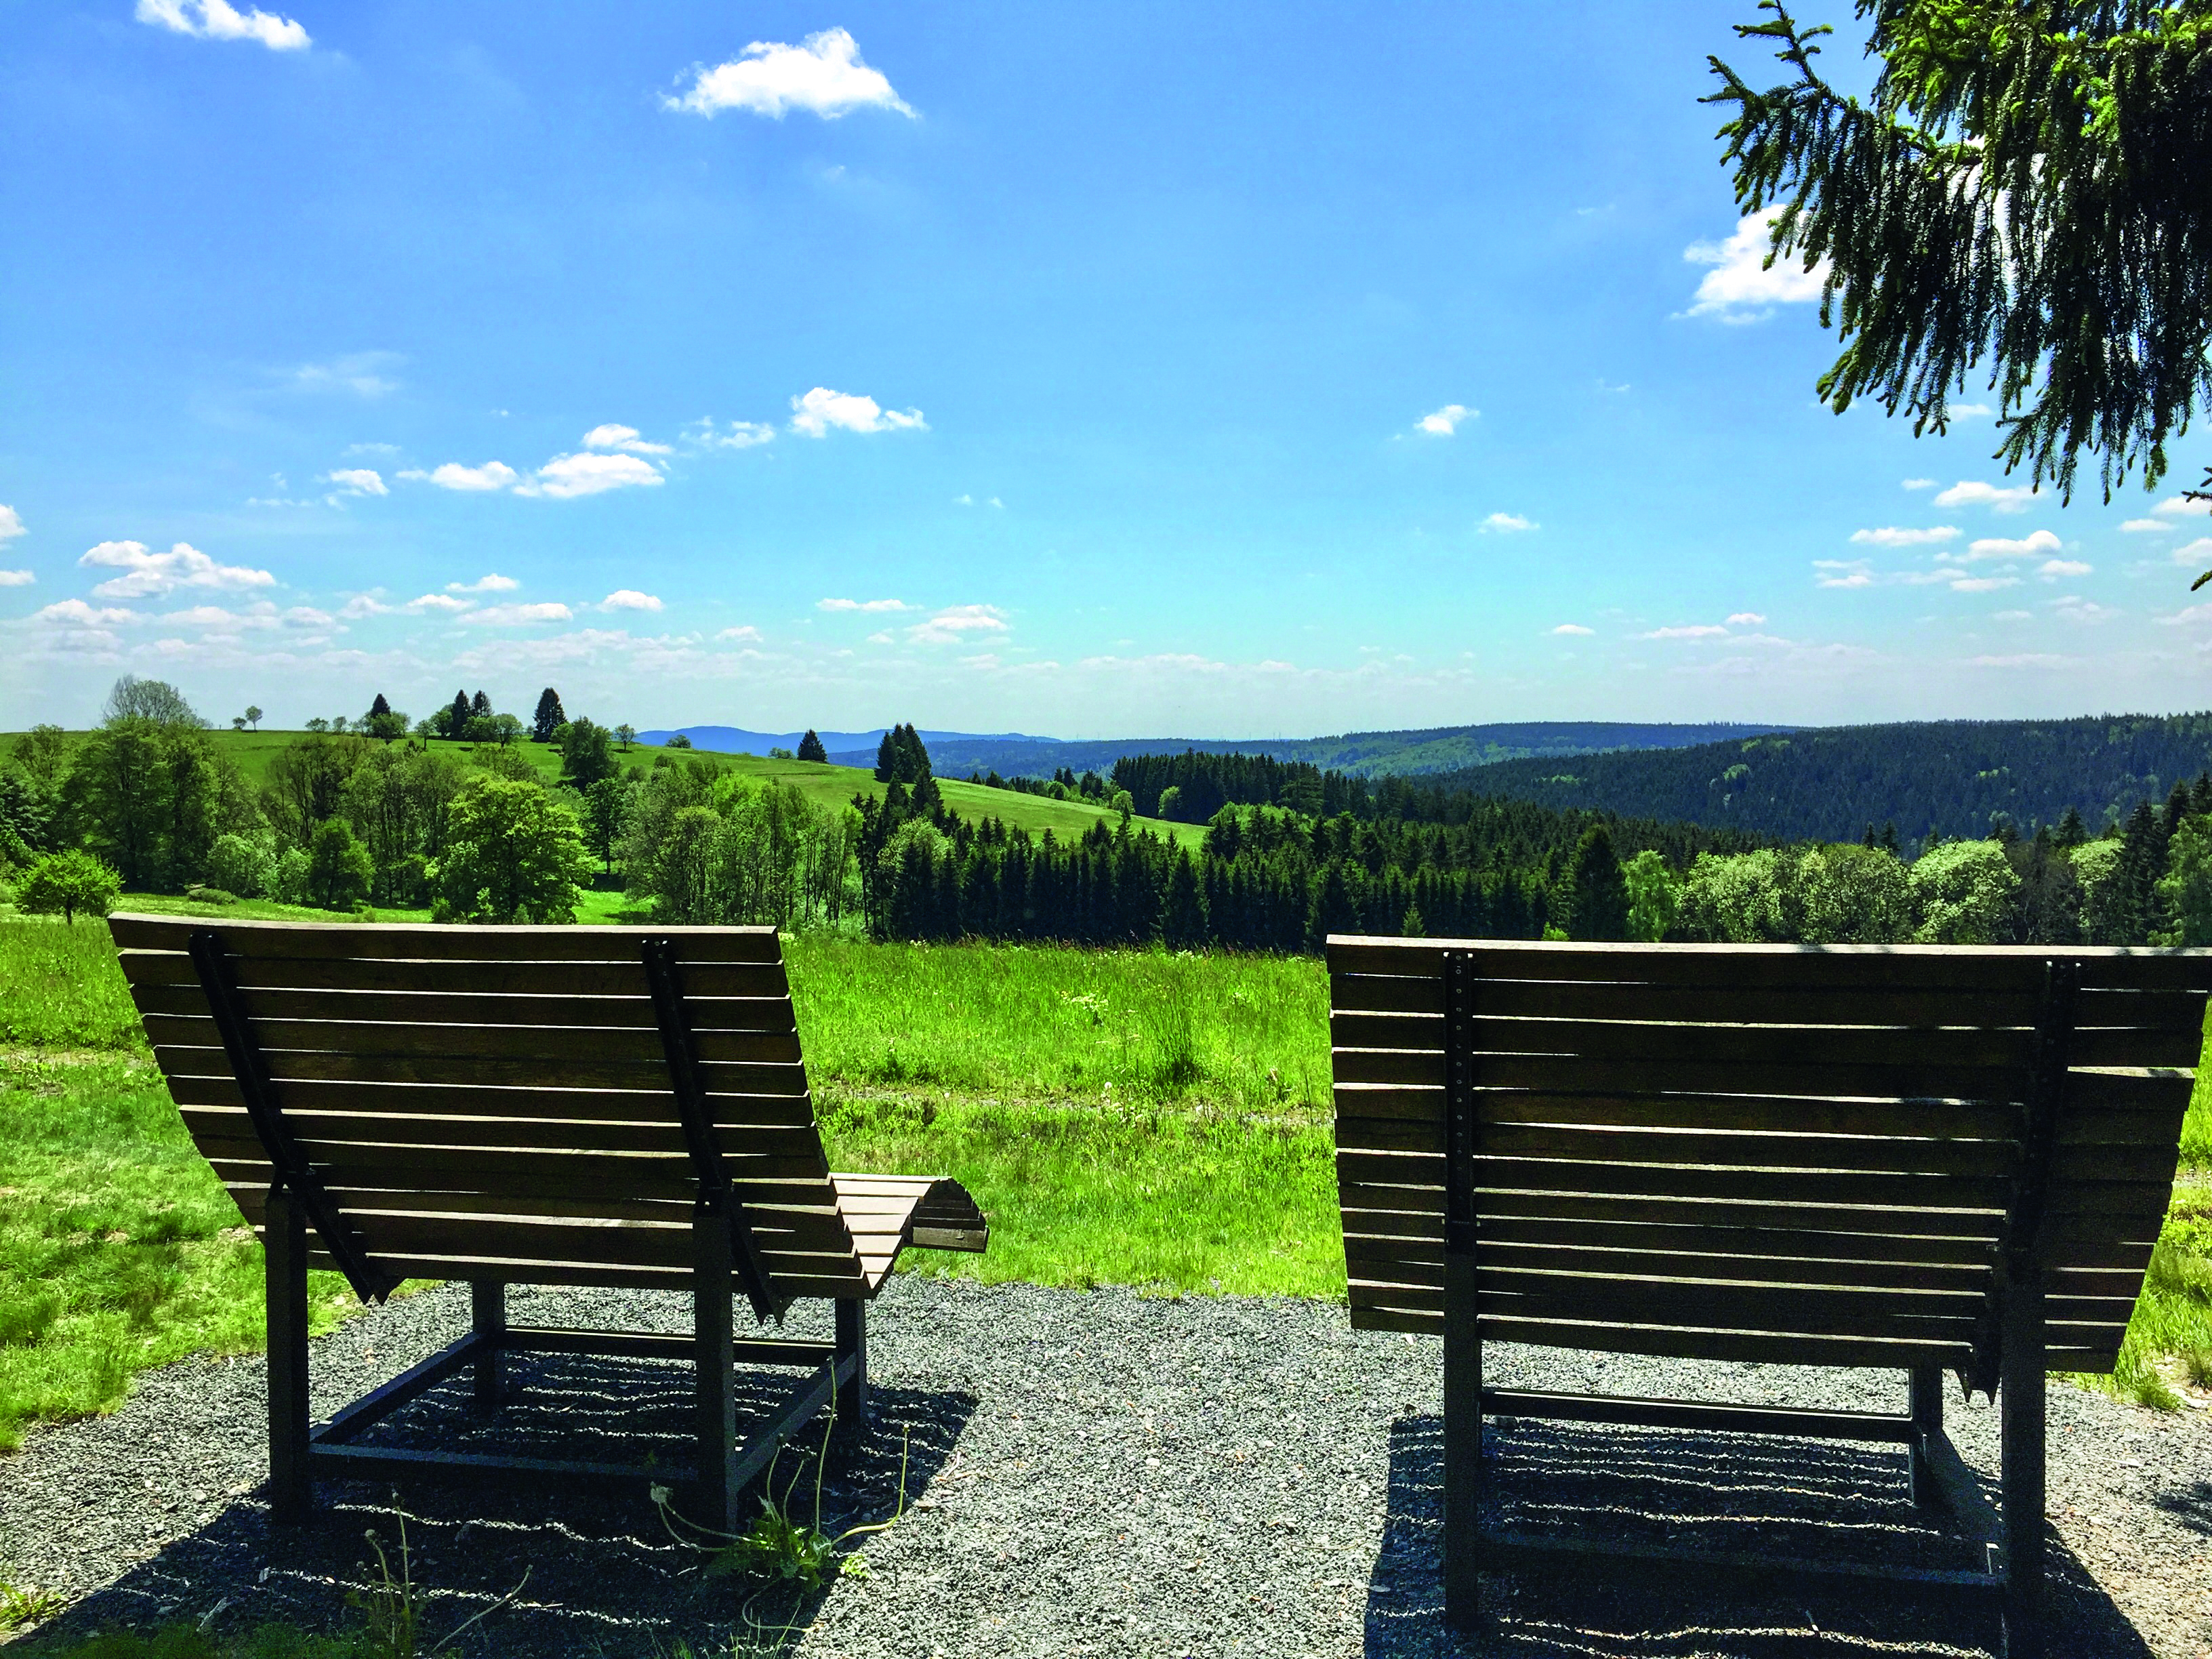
[1327,935,2207,1658]
[111,914,988,1529]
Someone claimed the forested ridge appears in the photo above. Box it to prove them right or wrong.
[1445,714,2212,844]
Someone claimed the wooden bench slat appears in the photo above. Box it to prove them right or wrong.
[1334,1011,2045,1071]
[1342,1148,2013,1210]
[130,981,801,1033]
[1473,1214,2022,1267]
[120,949,791,1001]
[110,915,785,962]
[1334,1046,2038,1102]
[148,1019,806,1067]
[1469,1092,2021,1140]
[162,1071,820,1129]
[153,1044,809,1096]
[1346,1236,1995,1294]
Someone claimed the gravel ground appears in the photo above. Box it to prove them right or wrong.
[1,1277,2207,1658]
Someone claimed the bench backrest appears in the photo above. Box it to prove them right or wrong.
[112,914,866,1301]
[1327,936,2207,1374]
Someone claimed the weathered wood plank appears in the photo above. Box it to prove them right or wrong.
[109,914,783,962]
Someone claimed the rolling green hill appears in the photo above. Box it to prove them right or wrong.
[1,729,1209,853]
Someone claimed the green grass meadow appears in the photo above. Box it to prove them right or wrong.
[0,901,2206,1469]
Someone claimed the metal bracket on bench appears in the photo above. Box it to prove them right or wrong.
[1967,958,2078,1399]
[641,939,782,1324]
[186,930,396,1304]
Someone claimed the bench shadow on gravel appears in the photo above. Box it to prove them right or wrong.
[1366,1414,2152,1658]
[22,1354,977,1659]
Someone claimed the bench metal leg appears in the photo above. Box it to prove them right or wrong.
[2001,1269,2047,1658]
[1908,1363,1943,1507]
[265,1183,312,1525]
[835,1297,868,1428]
[693,1210,738,1534]
[1443,1248,1481,1633]
[471,1281,506,1408]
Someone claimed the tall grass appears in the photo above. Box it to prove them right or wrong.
[0,914,141,1050]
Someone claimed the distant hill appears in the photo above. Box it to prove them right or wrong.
[638,725,1053,758]
[851,722,1792,780]
[1456,714,2212,844]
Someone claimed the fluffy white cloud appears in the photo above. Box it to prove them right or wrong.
[36,598,139,628]
[340,593,392,618]
[448,573,520,593]
[1642,624,1730,639]
[1479,511,1535,532]
[789,387,927,438]
[1950,575,2020,593]
[1814,559,1873,589]
[2122,518,2171,532]
[1953,529,2063,563]
[819,597,909,613]
[1726,612,1767,626]
[601,590,663,612]
[136,0,306,50]
[666,28,914,121]
[2149,494,2212,521]
[407,594,474,613]
[1850,525,1958,547]
[2038,558,2093,579]
[519,451,665,498]
[1682,209,1826,322]
[1994,610,2032,621]
[2170,537,2212,567]
[716,624,763,643]
[401,461,518,492]
[79,540,274,599]
[1416,404,1476,436]
[581,424,672,455]
[687,418,777,450]
[459,602,573,626]
[325,468,386,496]
[0,569,32,587]
[1950,403,1994,419]
[1549,623,1594,636]
[1933,479,2039,513]
[1902,478,1936,490]
[0,506,24,541]
[908,604,1010,644]
[2049,595,2116,623]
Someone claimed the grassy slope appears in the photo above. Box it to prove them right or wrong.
[0,730,1209,852]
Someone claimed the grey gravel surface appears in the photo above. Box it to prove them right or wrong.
[1,1277,2206,1658]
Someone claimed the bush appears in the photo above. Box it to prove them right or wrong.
[17,850,122,925]
[183,886,239,906]
[270,846,312,907]
[204,832,275,899]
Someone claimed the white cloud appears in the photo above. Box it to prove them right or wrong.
[666,28,914,121]
[1682,209,1826,322]
[601,590,663,612]
[818,597,909,613]
[866,630,895,645]
[35,598,139,628]
[407,594,474,613]
[1814,559,1873,589]
[447,574,520,593]
[1949,575,2020,593]
[2169,537,2212,567]
[1479,511,1536,533]
[79,539,274,599]
[1549,623,1595,636]
[1902,478,1936,490]
[2049,595,2116,623]
[518,451,665,499]
[1642,624,1730,639]
[1850,525,1958,547]
[2037,558,2093,579]
[908,604,1009,645]
[324,468,386,497]
[1994,610,2032,621]
[1954,529,2063,563]
[340,593,392,618]
[687,417,777,450]
[0,506,24,542]
[716,624,762,643]
[581,424,672,455]
[1969,653,2073,669]
[1725,612,1766,626]
[287,352,398,396]
[2122,518,2170,532]
[345,441,400,457]
[1950,403,1994,419]
[789,387,926,438]
[459,602,573,626]
[2160,602,2212,626]
[1416,404,1476,436]
[136,0,306,50]
[401,461,518,492]
[0,569,32,587]
[2149,493,2212,521]
[1933,479,2039,513]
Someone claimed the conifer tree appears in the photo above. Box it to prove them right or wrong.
[1565,824,1632,941]
[873,731,898,783]
[531,687,565,742]
[797,729,827,763]
[449,689,471,736]
[470,689,492,720]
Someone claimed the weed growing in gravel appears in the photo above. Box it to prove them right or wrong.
[347,1517,528,1659]
[1,1569,64,1631]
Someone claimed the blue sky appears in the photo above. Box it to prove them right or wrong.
[5,2,2207,738]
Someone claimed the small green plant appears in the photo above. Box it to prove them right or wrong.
[2185,1345,2212,1389]
[1,1571,65,1631]
[346,1517,526,1659]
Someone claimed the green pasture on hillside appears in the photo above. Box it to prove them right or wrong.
[0,728,1212,852]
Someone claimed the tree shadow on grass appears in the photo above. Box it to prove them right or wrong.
[19,1355,977,1659]
[1364,1414,2153,1658]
